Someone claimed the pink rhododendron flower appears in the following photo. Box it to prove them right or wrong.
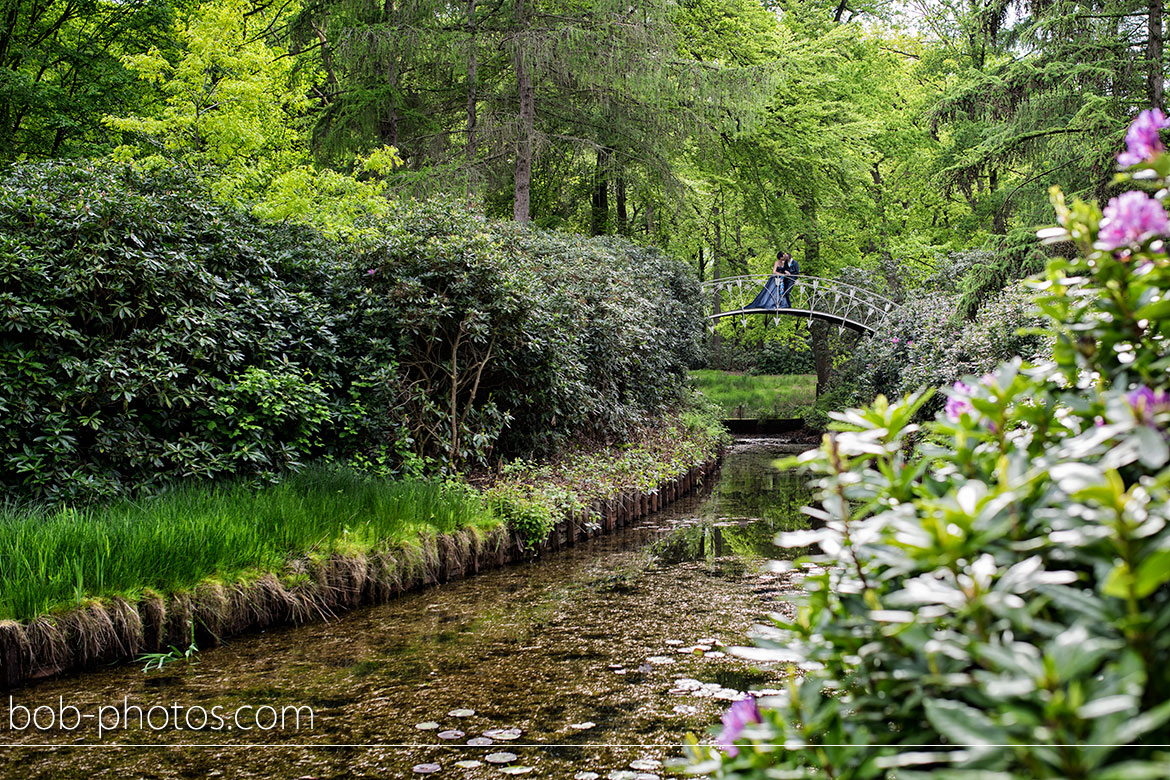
[718,698,762,756]
[1125,386,1170,425]
[1097,191,1170,251]
[1118,109,1170,167]
[945,381,973,422]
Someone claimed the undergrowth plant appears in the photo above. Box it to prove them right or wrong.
[686,110,1170,778]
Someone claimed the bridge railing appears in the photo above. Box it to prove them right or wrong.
[700,275,903,333]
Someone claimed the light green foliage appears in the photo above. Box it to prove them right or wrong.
[104,0,399,238]
[686,128,1170,779]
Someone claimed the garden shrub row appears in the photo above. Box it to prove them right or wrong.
[0,160,702,502]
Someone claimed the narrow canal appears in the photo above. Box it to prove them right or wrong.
[1,438,812,779]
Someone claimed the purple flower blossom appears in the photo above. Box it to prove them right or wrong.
[367,268,377,275]
[1125,385,1170,425]
[1118,109,1170,167]
[718,698,762,757]
[1097,191,1170,251]
[892,337,900,344]
[945,381,973,422]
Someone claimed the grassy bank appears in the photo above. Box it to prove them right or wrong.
[0,406,727,624]
[688,370,816,418]
[0,471,500,622]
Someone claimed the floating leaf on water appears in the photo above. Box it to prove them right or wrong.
[696,638,717,645]
[456,761,483,769]
[607,772,637,780]
[568,721,596,730]
[607,664,623,670]
[438,730,465,740]
[645,656,675,665]
[673,705,698,715]
[483,728,522,741]
[500,767,534,775]
[573,773,600,780]
[673,679,704,691]
[664,639,683,646]
[416,722,442,730]
[634,774,659,780]
[449,709,476,718]
[413,764,442,774]
[704,651,725,658]
[629,760,661,771]
[467,737,494,746]
[485,752,518,764]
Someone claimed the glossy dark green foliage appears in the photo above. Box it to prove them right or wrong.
[0,160,701,501]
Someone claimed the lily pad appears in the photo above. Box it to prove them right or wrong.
[634,774,659,780]
[413,764,442,774]
[673,704,698,715]
[705,651,726,658]
[456,761,483,769]
[416,721,442,730]
[645,656,675,665]
[483,728,523,741]
[629,760,661,771]
[485,752,518,764]
[568,721,596,730]
[467,737,494,746]
[500,767,534,775]
[573,773,600,780]
[664,639,683,646]
[607,772,637,780]
[449,708,476,718]
[438,730,466,740]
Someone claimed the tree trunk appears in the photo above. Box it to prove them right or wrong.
[513,0,535,222]
[711,207,723,360]
[870,161,903,301]
[591,147,610,235]
[616,165,628,235]
[801,200,832,395]
[1150,0,1164,110]
[466,0,478,187]
[810,320,832,397]
[989,167,1007,234]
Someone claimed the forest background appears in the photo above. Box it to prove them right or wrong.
[2,0,1166,476]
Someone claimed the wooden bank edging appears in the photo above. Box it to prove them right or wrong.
[0,451,723,691]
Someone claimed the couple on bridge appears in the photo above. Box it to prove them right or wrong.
[747,251,800,310]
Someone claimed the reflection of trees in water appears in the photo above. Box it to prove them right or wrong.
[651,517,810,565]
[705,449,815,527]
[653,450,814,564]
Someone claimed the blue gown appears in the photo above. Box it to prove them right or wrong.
[747,275,784,309]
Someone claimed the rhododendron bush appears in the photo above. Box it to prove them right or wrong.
[685,111,1170,778]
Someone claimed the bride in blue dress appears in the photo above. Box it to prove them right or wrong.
[747,252,787,309]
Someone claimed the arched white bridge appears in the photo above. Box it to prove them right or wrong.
[702,275,903,334]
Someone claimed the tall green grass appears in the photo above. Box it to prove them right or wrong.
[688,370,817,418]
[0,468,501,621]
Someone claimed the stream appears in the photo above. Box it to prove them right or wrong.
[0,438,813,779]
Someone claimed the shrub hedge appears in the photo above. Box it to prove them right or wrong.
[0,160,701,501]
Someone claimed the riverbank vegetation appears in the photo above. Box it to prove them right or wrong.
[689,116,1170,778]
[687,371,816,419]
